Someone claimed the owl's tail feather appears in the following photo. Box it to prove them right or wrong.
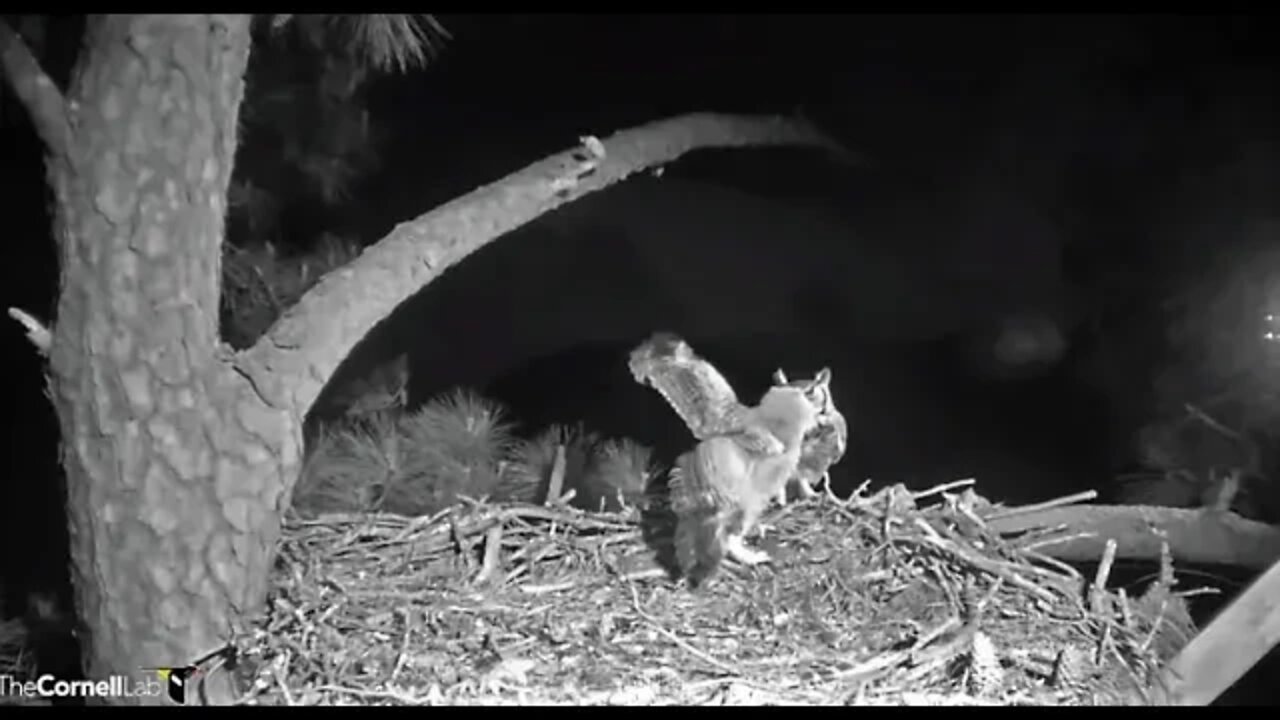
[668,447,741,589]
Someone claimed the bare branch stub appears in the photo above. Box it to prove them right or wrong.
[0,18,72,154]
[7,306,53,356]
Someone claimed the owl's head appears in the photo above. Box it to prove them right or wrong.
[757,368,834,436]
[772,367,833,414]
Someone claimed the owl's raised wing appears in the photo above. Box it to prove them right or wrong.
[628,332,749,440]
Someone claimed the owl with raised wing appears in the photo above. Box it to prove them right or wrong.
[629,332,849,586]
[629,332,848,503]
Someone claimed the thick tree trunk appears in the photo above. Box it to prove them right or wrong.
[41,15,296,705]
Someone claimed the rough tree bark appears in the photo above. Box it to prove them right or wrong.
[2,13,845,705]
[5,15,285,705]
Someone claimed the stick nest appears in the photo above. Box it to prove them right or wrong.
[226,481,1198,706]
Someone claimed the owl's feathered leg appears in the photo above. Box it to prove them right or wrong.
[727,502,772,564]
[776,474,822,506]
[670,451,743,588]
[673,503,727,588]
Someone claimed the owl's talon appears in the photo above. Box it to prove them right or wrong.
[725,535,771,565]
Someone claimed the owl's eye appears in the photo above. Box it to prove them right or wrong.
[806,385,828,408]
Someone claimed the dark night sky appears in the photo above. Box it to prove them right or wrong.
[2,14,1278,610]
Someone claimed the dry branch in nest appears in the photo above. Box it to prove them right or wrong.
[224,481,1203,706]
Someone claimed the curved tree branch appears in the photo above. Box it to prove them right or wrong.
[234,112,850,418]
[0,18,71,155]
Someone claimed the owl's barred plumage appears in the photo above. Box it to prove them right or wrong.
[795,412,848,490]
[668,440,749,586]
[629,332,849,500]
[667,387,822,586]
[628,332,750,439]
[629,332,849,586]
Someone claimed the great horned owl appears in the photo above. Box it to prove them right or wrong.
[628,332,848,503]
[771,367,849,501]
[628,332,849,586]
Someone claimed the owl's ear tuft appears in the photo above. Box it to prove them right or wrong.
[813,367,832,387]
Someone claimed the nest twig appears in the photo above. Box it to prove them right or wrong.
[220,481,1198,706]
